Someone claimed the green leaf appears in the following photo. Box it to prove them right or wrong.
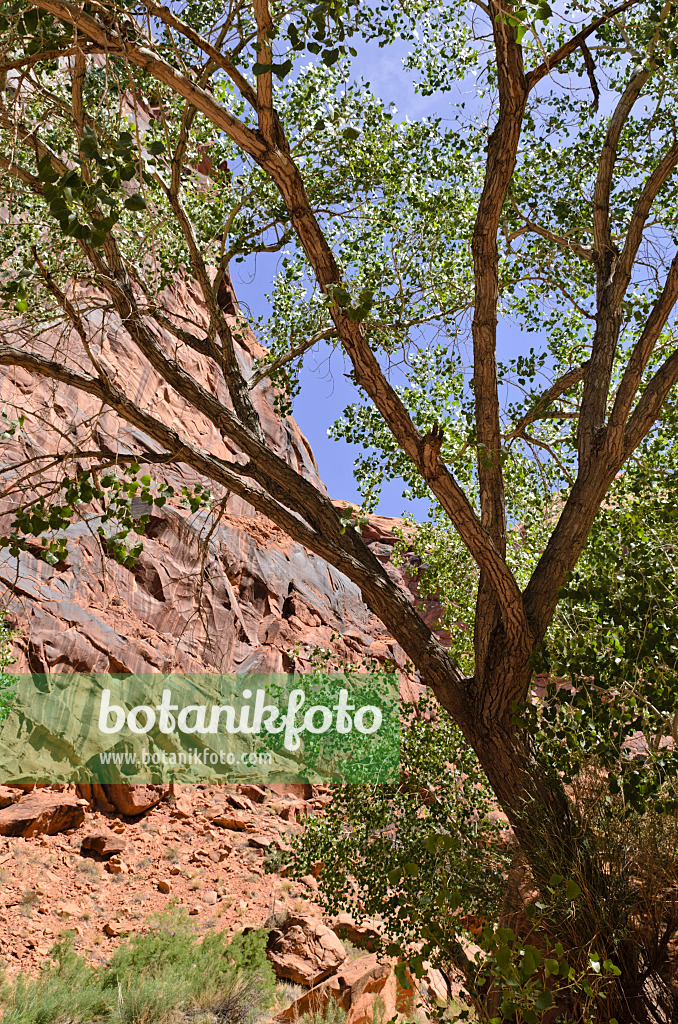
[565,879,582,900]
[494,944,511,971]
[80,136,99,161]
[124,194,146,212]
[535,989,554,1010]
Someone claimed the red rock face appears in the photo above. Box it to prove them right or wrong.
[0,281,443,688]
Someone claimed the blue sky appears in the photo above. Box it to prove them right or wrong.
[233,36,528,517]
[281,39,454,517]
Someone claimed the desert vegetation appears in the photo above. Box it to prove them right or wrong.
[0,908,275,1024]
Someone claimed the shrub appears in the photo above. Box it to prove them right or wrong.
[0,908,275,1024]
[292,693,511,979]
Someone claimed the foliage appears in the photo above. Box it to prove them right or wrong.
[291,693,632,1021]
[262,644,400,783]
[463,906,623,1024]
[298,1003,346,1024]
[0,463,211,568]
[0,907,275,1024]
[292,693,511,976]
[526,452,678,814]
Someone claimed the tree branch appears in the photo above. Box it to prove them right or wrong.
[252,0,276,145]
[154,168,265,442]
[505,362,589,440]
[608,251,678,449]
[248,327,335,390]
[140,0,259,109]
[610,140,678,309]
[0,45,97,71]
[525,0,644,91]
[592,66,650,267]
[71,45,86,140]
[580,38,600,112]
[31,0,269,163]
[577,63,652,465]
[0,154,43,190]
[468,0,530,674]
[623,344,678,458]
[508,198,593,261]
[31,246,108,381]
[606,250,678,452]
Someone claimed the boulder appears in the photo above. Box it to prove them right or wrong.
[279,801,307,823]
[274,954,415,1024]
[238,784,267,803]
[103,784,167,816]
[76,784,117,812]
[269,784,313,800]
[332,912,382,952]
[207,811,254,831]
[225,793,255,811]
[420,964,451,1006]
[345,959,415,1024]
[81,830,126,858]
[248,836,272,850]
[0,791,86,837]
[0,785,22,809]
[267,913,347,986]
[107,855,129,874]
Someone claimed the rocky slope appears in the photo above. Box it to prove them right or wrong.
[0,780,456,1021]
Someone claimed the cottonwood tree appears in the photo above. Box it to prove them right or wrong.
[2,0,678,1013]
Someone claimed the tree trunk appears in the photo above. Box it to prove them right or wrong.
[459,654,677,1023]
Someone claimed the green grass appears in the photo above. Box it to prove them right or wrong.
[298,1002,346,1024]
[0,907,275,1024]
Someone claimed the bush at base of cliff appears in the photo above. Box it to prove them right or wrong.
[291,693,512,974]
[0,907,275,1024]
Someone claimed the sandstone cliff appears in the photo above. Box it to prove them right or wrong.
[0,278,441,685]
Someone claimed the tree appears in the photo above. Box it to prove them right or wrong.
[2,0,678,1013]
[293,446,678,1021]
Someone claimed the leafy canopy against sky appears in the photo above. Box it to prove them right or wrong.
[1,0,677,626]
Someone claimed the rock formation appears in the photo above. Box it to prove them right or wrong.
[0,278,440,684]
